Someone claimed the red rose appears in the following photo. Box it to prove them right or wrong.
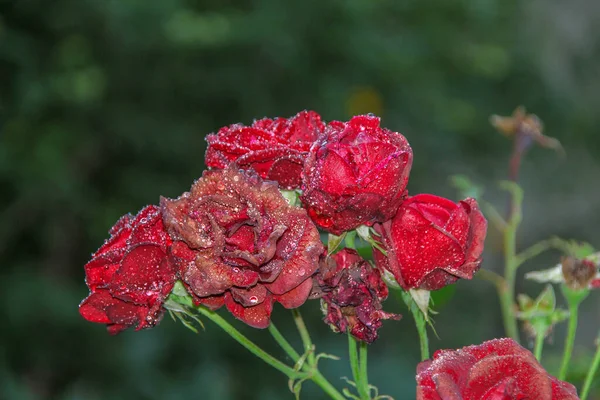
[79,205,176,334]
[313,249,400,343]
[300,115,412,235]
[161,166,324,329]
[205,110,324,189]
[374,194,487,291]
[416,338,579,400]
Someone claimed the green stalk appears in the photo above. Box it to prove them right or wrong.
[269,322,346,400]
[359,341,370,399]
[268,323,300,361]
[292,309,316,366]
[348,334,370,400]
[413,309,430,361]
[580,337,600,400]
[193,305,304,380]
[501,223,520,342]
[348,333,361,390]
[533,331,544,362]
[497,181,523,343]
[558,302,580,380]
[558,285,589,380]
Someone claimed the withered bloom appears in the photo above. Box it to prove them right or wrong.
[314,249,400,343]
[161,166,323,328]
[490,106,564,181]
[561,256,598,290]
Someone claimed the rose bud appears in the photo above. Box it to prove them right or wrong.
[300,115,413,235]
[79,205,176,334]
[416,338,578,400]
[161,166,323,329]
[205,110,324,189]
[313,249,400,343]
[374,194,487,291]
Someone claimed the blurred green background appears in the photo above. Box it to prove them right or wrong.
[2,0,600,398]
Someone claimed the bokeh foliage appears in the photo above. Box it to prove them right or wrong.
[2,0,600,399]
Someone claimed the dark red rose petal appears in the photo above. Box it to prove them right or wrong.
[224,291,274,329]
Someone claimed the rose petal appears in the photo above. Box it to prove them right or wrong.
[224,292,274,329]
[273,276,313,309]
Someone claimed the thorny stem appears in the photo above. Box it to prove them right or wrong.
[580,336,600,400]
[269,322,346,400]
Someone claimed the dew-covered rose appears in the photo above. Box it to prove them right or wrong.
[300,115,413,235]
[79,205,176,334]
[416,338,578,400]
[374,194,487,291]
[161,166,323,328]
[312,249,400,343]
[205,110,324,189]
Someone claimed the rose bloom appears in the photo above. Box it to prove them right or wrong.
[79,205,176,334]
[312,249,400,343]
[416,338,578,400]
[374,194,487,291]
[300,114,412,235]
[205,110,324,189]
[161,166,323,328]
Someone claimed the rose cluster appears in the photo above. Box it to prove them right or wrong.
[80,110,486,342]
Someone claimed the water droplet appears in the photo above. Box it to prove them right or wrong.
[249,296,258,304]
[298,268,306,277]
[232,267,240,273]
[140,218,148,223]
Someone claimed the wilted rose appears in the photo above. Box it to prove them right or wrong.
[300,115,413,235]
[161,166,323,328]
[374,194,487,291]
[312,249,400,343]
[79,205,176,334]
[416,338,578,400]
[205,110,324,189]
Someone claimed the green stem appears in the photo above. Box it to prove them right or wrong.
[348,333,361,390]
[498,181,523,343]
[269,322,345,400]
[349,334,370,400]
[359,341,369,399]
[292,309,316,366]
[580,338,600,400]
[514,237,572,267]
[533,331,544,362]
[193,305,304,380]
[558,302,579,380]
[413,309,430,361]
[268,323,300,361]
[502,224,520,343]
[310,370,347,400]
